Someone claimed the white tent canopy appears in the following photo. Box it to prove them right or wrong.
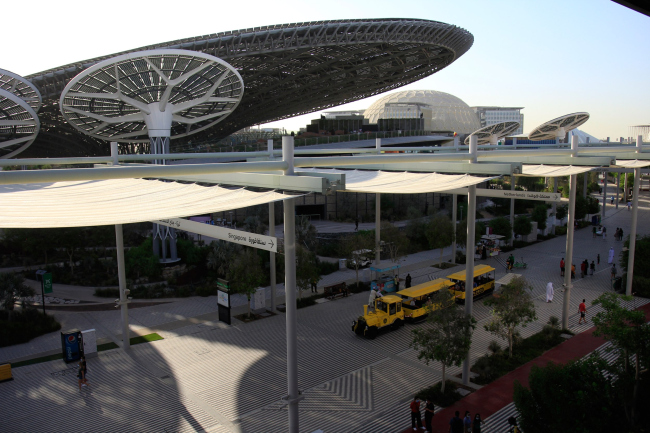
[0,179,297,228]
[298,168,491,193]
[615,160,650,168]
[519,164,593,177]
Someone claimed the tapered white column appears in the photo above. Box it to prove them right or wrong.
[510,173,515,245]
[602,171,607,219]
[551,178,557,233]
[269,201,277,312]
[452,194,457,263]
[115,224,130,350]
[616,173,620,209]
[375,138,381,265]
[562,135,579,330]
[462,135,477,385]
[626,136,643,296]
[282,136,299,433]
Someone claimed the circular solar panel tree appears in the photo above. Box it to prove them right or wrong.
[60,49,244,261]
[0,68,42,112]
[464,121,520,145]
[0,89,40,158]
[528,112,590,143]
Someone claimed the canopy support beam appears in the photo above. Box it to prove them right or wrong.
[626,136,643,296]
[562,135,579,330]
[452,194,457,262]
[462,135,477,386]
[115,224,130,350]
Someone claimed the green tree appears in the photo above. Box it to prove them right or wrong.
[484,276,537,357]
[0,273,34,320]
[242,215,268,236]
[410,289,476,393]
[489,217,512,243]
[380,221,408,266]
[54,227,86,274]
[513,215,532,239]
[125,238,161,280]
[531,204,548,231]
[405,207,429,249]
[620,235,650,296]
[455,219,485,248]
[425,215,454,267]
[295,245,321,300]
[228,248,266,318]
[296,216,318,251]
[513,355,621,433]
[207,240,239,278]
[555,204,568,222]
[592,292,650,427]
[342,231,375,287]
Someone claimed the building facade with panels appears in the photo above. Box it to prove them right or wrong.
[471,106,524,135]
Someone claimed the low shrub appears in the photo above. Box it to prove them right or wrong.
[455,251,466,264]
[317,260,339,276]
[471,328,569,385]
[195,285,218,297]
[555,226,568,236]
[94,287,120,298]
[415,380,464,407]
[348,281,370,294]
[513,240,535,249]
[537,233,557,241]
[297,296,318,309]
[0,308,61,347]
[500,245,515,253]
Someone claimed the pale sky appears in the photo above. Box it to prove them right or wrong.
[3,0,648,140]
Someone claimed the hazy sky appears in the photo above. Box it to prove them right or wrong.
[3,0,648,139]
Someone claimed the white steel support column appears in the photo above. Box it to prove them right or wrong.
[510,173,515,245]
[269,201,277,312]
[110,142,119,166]
[452,194,457,263]
[552,177,557,233]
[115,224,130,350]
[462,135,477,386]
[616,173,620,209]
[626,136,643,296]
[375,138,381,265]
[562,135,579,330]
[602,171,607,220]
[282,136,299,433]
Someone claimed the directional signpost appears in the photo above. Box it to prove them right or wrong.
[445,188,562,202]
[35,270,52,315]
[154,218,278,252]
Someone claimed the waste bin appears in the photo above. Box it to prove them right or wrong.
[61,329,84,363]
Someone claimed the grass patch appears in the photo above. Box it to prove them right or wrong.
[471,327,571,385]
[415,380,464,407]
[10,333,163,369]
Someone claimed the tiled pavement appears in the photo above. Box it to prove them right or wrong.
[1,193,650,432]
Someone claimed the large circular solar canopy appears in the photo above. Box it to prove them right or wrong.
[464,121,520,145]
[528,112,589,141]
[59,50,243,142]
[0,89,40,158]
[22,19,474,156]
[0,68,42,112]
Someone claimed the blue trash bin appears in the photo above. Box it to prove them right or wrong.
[61,329,84,363]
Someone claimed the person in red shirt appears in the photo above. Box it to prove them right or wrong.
[578,299,587,324]
[410,396,424,430]
[560,258,565,277]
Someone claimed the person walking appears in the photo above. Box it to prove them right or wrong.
[354,216,359,232]
[578,299,587,325]
[608,247,615,264]
[473,413,483,433]
[592,225,597,238]
[394,275,400,292]
[546,282,554,303]
[602,226,607,240]
[571,263,576,279]
[368,286,382,310]
[611,263,617,280]
[310,278,318,293]
[597,253,600,266]
[628,200,632,211]
[449,411,463,433]
[424,399,435,432]
[590,260,595,276]
[619,227,624,241]
[410,396,424,431]
[463,411,472,433]
[580,260,587,278]
[77,356,88,390]
[560,258,565,277]
[405,273,412,289]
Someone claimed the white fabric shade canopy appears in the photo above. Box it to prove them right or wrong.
[519,164,593,177]
[615,160,650,168]
[298,168,491,193]
[0,179,297,228]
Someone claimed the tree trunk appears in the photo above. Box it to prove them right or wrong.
[439,248,443,268]
[508,329,514,358]
[441,363,446,393]
[356,265,359,287]
[632,353,640,425]
[247,295,251,319]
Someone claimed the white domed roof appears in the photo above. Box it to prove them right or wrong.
[364,90,480,134]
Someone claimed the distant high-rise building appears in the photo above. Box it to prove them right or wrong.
[471,106,524,135]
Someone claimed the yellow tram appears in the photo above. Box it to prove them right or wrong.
[396,278,455,323]
[446,264,496,304]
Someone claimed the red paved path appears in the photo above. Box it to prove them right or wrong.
[400,302,650,433]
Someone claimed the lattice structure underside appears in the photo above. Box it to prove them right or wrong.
[464,121,520,145]
[528,112,590,141]
[0,89,40,158]
[0,68,42,112]
[23,18,474,157]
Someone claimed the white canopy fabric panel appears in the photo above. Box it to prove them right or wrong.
[519,164,593,177]
[298,168,492,193]
[0,179,297,228]
[615,160,650,168]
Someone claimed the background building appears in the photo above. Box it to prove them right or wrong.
[471,106,524,135]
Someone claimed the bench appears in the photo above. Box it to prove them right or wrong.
[0,364,13,383]
[323,282,348,300]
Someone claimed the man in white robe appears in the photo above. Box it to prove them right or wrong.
[608,247,615,264]
[546,282,554,303]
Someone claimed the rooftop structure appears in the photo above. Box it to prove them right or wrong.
[528,112,590,142]
[363,90,481,134]
[0,89,40,158]
[22,19,474,157]
[464,121,520,145]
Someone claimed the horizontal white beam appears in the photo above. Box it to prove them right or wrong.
[446,188,562,202]
[318,162,521,175]
[155,218,277,252]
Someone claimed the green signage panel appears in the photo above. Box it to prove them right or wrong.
[43,273,53,294]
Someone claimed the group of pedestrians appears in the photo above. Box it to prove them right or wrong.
[560,254,603,279]
[409,398,483,433]
[614,227,624,241]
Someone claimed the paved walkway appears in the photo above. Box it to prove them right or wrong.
[0,192,649,432]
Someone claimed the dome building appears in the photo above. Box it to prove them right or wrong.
[364,90,480,135]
